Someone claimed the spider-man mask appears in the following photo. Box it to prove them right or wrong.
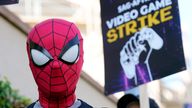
[26,19,84,108]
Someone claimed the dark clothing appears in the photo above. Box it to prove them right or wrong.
[0,0,18,5]
[27,99,93,108]
[27,102,36,108]
[149,99,159,108]
[78,100,93,108]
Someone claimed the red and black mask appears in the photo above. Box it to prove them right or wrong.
[26,19,84,108]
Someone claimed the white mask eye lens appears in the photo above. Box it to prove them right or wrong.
[31,49,50,66]
[61,45,79,64]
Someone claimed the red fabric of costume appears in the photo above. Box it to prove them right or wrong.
[26,19,84,108]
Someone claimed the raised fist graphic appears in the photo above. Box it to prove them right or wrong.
[120,27,163,84]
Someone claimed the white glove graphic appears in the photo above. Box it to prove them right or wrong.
[120,27,164,81]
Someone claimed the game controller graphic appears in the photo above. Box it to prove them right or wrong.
[120,27,164,84]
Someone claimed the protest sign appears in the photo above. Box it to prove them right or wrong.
[100,0,186,95]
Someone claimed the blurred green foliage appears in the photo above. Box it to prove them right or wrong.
[0,77,31,108]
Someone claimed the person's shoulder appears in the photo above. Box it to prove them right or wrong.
[27,102,36,108]
[78,99,93,108]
